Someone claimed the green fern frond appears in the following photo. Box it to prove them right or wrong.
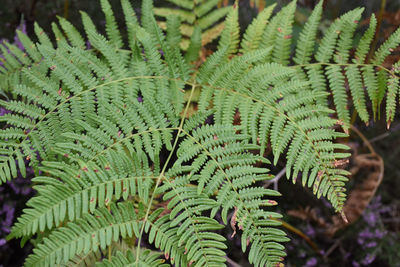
[2,1,400,266]
[66,250,102,267]
[354,14,377,64]
[293,0,323,64]
[240,3,276,53]
[154,0,230,51]
[95,250,168,267]
[157,124,287,267]
[287,5,400,128]
[386,62,400,127]
[217,3,240,56]
[8,150,157,238]
[23,202,142,267]
[100,0,123,49]
[197,44,351,212]
[372,26,400,65]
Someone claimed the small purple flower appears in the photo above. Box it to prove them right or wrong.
[304,224,315,238]
[305,257,317,267]
[365,241,377,248]
[352,260,360,267]
[359,229,374,239]
[0,239,6,246]
[86,40,91,50]
[361,254,376,265]
[374,229,386,239]
[0,108,10,116]
[363,211,377,227]
[137,96,143,103]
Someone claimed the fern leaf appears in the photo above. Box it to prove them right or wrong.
[23,203,142,267]
[372,26,400,65]
[185,26,202,63]
[218,3,239,56]
[95,250,168,267]
[272,0,296,65]
[293,0,323,64]
[57,16,86,49]
[333,8,363,64]
[386,63,400,127]
[354,14,376,64]
[240,3,276,53]
[346,65,369,123]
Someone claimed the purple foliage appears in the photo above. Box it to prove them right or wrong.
[0,79,34,249]
[0,107,10,116]
[0,20,27,68]
[304,223,316,238]
[361,254,376,265]
[305,257,317,267]
[13,21,27,51]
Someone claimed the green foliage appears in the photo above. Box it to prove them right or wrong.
[258,1,400,130]
[154,0,231,50]
[0,0,400,266]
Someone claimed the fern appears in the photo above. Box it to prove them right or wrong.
[1,0,400,266]
[154,0,231,50]
[253,0,400,130]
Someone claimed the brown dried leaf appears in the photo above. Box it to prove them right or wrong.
[327,152,383,235]
[287,206,328,228]
[231,207,239,238]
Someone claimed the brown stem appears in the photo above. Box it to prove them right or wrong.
[64,0,69,19]
[350,125,376,155]
[272,218,322,254]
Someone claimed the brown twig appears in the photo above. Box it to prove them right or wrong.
[272,218,322,254]
[350,125,376,155]
[64,0,69,19]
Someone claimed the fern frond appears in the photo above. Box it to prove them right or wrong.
[218,3,239,56]
[57,16,86,49]
[23,203,142,267]
[272,0,296,65]
[386,62,400,127]
[100,0,123,48]
[185,26,202,63]
[157,124,287,267]
[65,250,102,267]
[9,150,157,238]
[240,3,276,53]
[198,45,351,212]
[288,6,400,128]
[154,0,230,50]
[354,14,377,64]
[95,250,168,267]
[372,26,400,65]
[293,0,323,64]
[2,1,400,266]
